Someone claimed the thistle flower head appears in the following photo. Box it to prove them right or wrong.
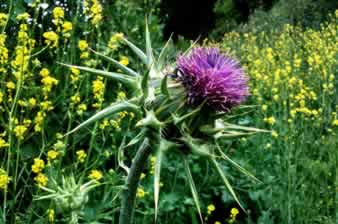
[176,47,249,112]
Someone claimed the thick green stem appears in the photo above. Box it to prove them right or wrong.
[119,138,152,224]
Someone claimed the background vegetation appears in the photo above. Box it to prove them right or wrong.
[0,0,336,223]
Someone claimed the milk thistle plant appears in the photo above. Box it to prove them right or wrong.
[62,23,266,224]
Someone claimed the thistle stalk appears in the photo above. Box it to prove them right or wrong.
[119,138,152,224]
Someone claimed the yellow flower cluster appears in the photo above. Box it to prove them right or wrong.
[31,158,45,173]
[221,12,337,132]
[108,33,124,51]
[40,68,59,94]
[0,13,8,26]
[0,169,11,191]
[207,204,216,214]
[76,150,87,163]
[34,173,48,187]
[43,31,59,48]
[43,7,73,47]
[136,187,146,198]
[228,207,239,223]
[88,169,103,181]
[92,77,105,108]
[78,40,89,59]
[84,0,103,25]
[53,7,72,38]
[52,7,64,26]
[31,158,48,187]
[0,137,9,148]
[47,150,59,161]
[16,13,30,21]
[13,125,27,140]
[31,68,58,132]
[0,34,8,73]
[47,209,55,223]
[119,56,129,66]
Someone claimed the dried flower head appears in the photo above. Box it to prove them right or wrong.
[176,47,249,112]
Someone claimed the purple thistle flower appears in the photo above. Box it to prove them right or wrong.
[176,47,249,112]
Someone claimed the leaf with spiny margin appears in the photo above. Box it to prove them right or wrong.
[124,129,147,148]
[214,131,256,139]
[58,63,137,88]
[89,48,139,76]
[118,137,129,174]
[121,37,148,66]
[181,135,214,158]
[145,18,154,68]
[211,158,246,213]
[215,143,262,183]
[223,122,270,133]
[65,101,139,136]
[160,75,170,98]
[183,158,203,223]
[157,36,173,71]
[141,69,150,100]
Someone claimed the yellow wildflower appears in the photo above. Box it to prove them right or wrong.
[0,138,9,148]
[70,94,81,104]
[34,173,48,187]
[76,150,87,163]
[271,130,279,138]
[0,169,11,190]
[77,104,87,115]
[16,12,30,21]
[47,209,55,223]
[230,207,239,217]
[136,187,145,198]
[0,13,8,26]
[78,40,88,51]
[14,125,27,140]
[53,7,64,19]
[28,98,37,107]
[88,169,103,181]
[62,21,73,34]
[264,116,276,125]
[31,158,45,173]
[47,150,59,161]
[108,33,124,50]
[119,56,129,66]
[92,78,105,100]
[6,81,16,90]
[207,204,216,214]
[43,31,59,47]
[332,119,338,126]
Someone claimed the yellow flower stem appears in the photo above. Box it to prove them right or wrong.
[1,0,12,34]
[4,46,25,223]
